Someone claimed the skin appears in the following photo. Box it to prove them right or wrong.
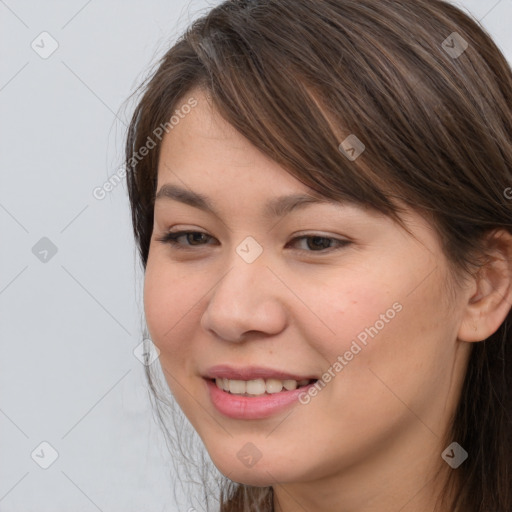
[143,88,512,512]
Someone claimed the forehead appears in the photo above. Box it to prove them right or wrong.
[157,89,317,193]
[154,90,423,231]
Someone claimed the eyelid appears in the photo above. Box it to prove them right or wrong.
[155,229,352,253]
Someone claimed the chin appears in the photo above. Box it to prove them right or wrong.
[217,467,278,487]
[208,449,293,486]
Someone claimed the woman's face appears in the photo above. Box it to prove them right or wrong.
[143,89,473,495]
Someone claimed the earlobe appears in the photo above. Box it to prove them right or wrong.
[457,229,512,343]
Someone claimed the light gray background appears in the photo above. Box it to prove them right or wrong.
[1,1,511,511]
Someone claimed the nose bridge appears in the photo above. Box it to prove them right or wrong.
[200,237,287,341]
[217,234,269,298]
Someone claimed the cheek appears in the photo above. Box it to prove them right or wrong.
[302,258,451,393]
[296,267,405,357]
[143,257,209,410]
[323,269,454,417]
[143,255,203,356]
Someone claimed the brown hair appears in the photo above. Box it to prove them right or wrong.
[124,0,512,510]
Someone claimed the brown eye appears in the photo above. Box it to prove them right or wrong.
[155,231,350,254]
[155,231,216,249]
[286,235,351,253]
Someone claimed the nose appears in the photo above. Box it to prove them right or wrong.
[200,253,288,343]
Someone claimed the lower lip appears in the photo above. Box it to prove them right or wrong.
[204,378,318,420]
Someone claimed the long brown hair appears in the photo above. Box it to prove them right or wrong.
[124,1,512,510]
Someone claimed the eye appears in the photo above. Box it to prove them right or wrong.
[155,230,351,253]
[155,230,216,250]
[287,235,351,252]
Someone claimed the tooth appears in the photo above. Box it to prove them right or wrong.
[246,379,266,395]
[266,378,284,394]
[283,379,297,390]
[215,377,308,395]
[229,379,246,394]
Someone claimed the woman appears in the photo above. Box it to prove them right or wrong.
[124,0,512,510]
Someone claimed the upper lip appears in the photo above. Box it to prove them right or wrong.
[203,365,318,381]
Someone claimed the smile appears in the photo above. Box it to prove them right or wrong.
[204,377,319,420]
[213,377,315,396]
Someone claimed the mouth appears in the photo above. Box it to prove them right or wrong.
[204,376,319,420]
[202,365,320,419]
[208,377,318,397]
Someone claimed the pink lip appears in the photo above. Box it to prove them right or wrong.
[203,364,317,381]
[204,378,318,420]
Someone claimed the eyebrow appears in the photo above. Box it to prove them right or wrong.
[154,184,339,218]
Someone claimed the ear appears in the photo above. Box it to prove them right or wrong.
[458,229,512,342]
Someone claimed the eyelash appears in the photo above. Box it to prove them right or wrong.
[155,230,351,254]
